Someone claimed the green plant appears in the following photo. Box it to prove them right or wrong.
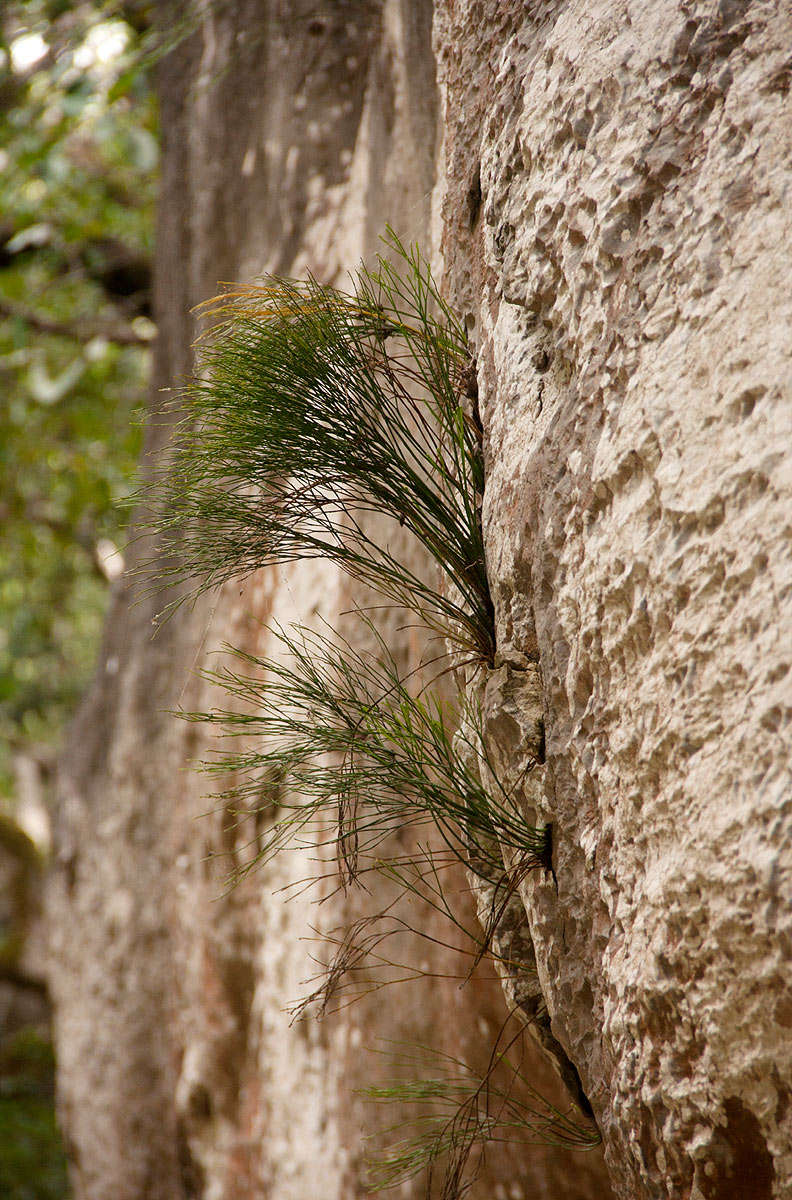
[154,231,493,663]
[363,1024,599,1198]
[192,620,547,887]
[286,853,540,1024]
[0,1029,70,1200]
[0,0,154,798]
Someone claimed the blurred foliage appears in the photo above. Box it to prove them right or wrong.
[0,1,159,800]
[0,7,161,1189]
[0,1028,69,1200]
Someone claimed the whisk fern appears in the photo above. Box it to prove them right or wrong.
[156,231,493,662]
[363,1028,600,1198]
[188,620,548,887]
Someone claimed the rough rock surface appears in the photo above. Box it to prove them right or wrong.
[435,1,792,1196]
[46,3,611,1199]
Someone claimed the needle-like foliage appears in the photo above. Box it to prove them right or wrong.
[286,853,542,1024]
[188,620,548,887]
[363,1026,600,1198]
[156,231,493,662]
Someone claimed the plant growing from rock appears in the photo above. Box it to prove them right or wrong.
[363,1018,600,1196]
[192,620,548,887]
[157,232,493,664]
[154,233,596,1193]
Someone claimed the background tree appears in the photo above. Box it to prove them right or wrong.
[0,6,158,1195]
[0,0,156,804]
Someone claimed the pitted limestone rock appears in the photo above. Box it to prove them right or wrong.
[436,1,792,1195]
[455,677,593,1119]
[482,660,548,825]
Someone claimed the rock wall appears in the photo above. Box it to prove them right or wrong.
[435,1,792,1196]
